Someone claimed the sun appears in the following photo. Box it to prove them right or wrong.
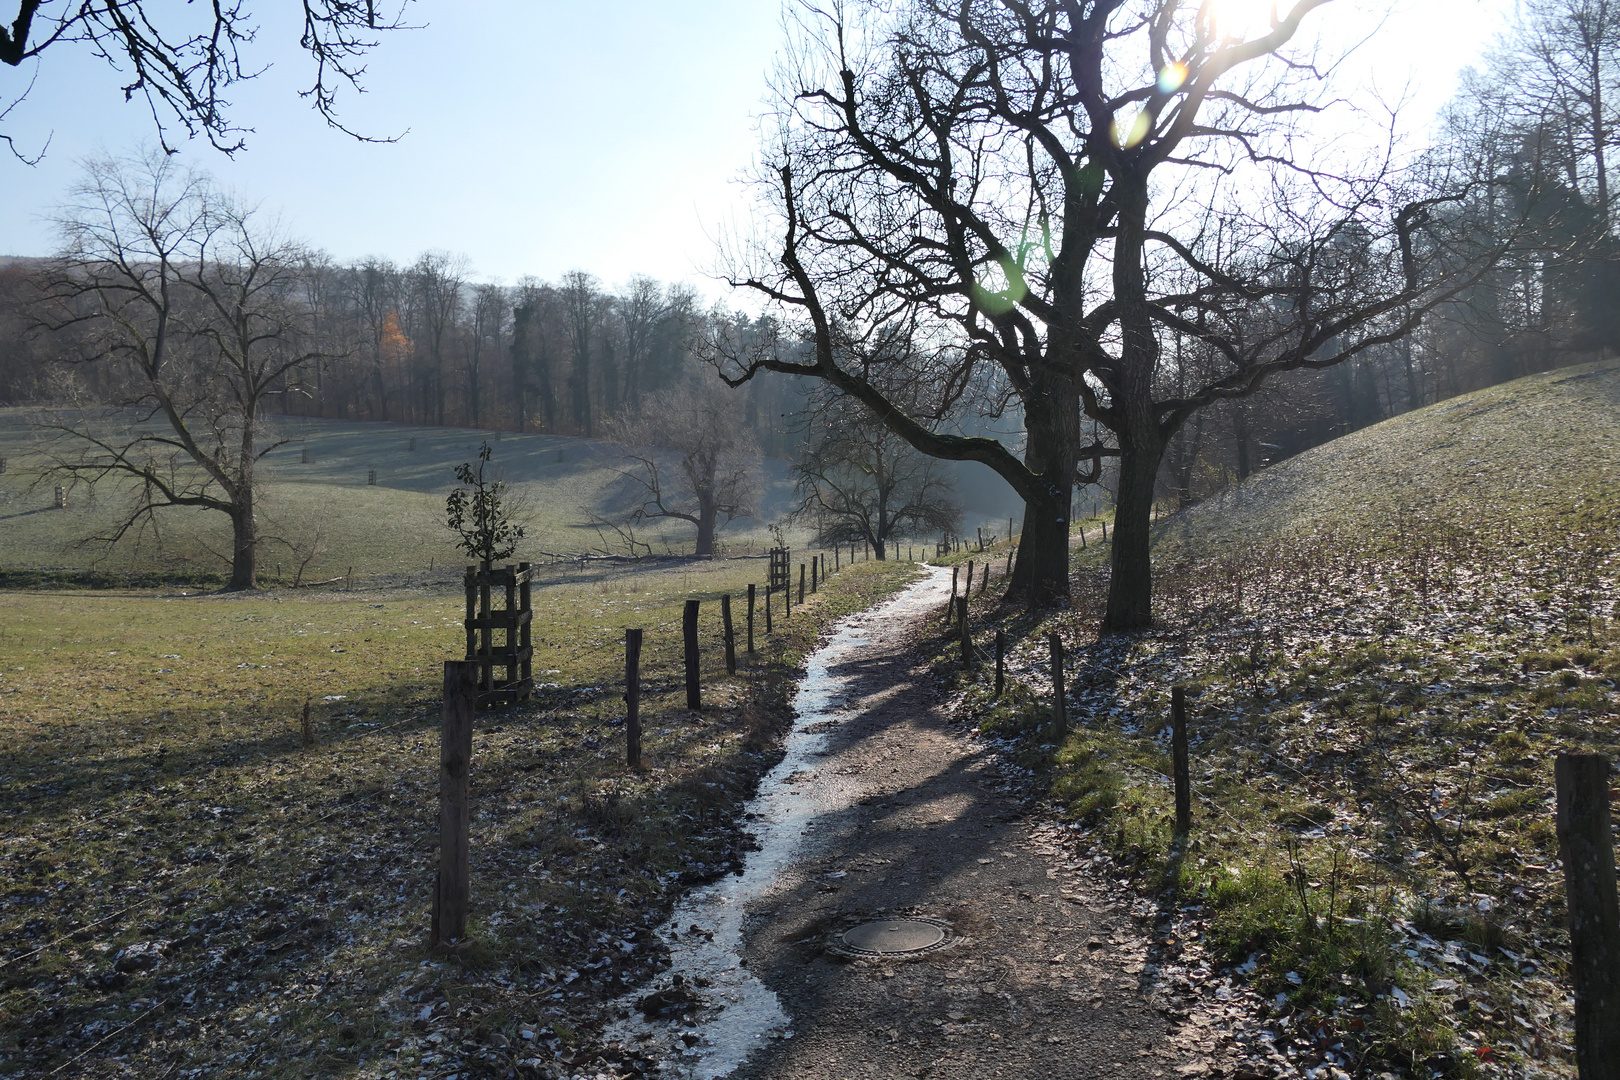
[1205,0,1282,40]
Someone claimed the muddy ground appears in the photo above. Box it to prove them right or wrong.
[615,568,1215,1080]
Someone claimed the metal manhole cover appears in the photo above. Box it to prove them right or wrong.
[833,917,954,959]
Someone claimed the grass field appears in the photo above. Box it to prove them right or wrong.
[950,360,1620,1078]
[0,450,923,1080]
[0,410,801,581]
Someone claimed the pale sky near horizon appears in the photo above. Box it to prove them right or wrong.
[0,0,1515,297]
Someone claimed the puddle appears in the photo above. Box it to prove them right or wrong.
[604,564,955,1077]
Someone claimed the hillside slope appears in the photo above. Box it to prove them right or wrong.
[0,412,799,579]
[1157,359,1620,554]
[967,360,1620,1079]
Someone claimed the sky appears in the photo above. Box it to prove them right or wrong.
[0,0,1516,296]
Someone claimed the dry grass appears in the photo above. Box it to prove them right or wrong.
[0,556,921,1079]
[955,360,1620,1079]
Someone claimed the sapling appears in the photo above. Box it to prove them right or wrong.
[446,442,525,574]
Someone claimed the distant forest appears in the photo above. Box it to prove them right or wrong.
[0,257,809,460]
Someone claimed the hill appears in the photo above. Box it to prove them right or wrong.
[965,359,1620,1078]
[0,412,802,582]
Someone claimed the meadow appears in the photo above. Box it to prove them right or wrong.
[0,403,925,1078]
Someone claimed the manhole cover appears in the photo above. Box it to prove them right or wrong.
[833,917,954,959]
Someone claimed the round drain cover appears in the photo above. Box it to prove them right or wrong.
[837,918,951,958]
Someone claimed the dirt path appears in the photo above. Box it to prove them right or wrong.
[616,568,1189,1080]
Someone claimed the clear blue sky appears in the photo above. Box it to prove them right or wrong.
[0,0,1512,293]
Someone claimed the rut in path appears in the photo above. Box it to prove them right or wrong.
[623,567,1195,1080]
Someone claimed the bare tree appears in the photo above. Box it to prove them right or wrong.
[606,376,760,556]
[794,394,960,559]
[716,0,1498,628]
[468,282,507,428]
[39,151,329,588]
[0,1,413,159]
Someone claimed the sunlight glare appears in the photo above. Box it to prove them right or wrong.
[1110,108,1152,149]
[1207,0,1280,40]
[1157,61,1189,94]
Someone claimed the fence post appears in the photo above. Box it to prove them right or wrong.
[625,629,643,768]
[1048,634,1066,735]
[747,583,756,654]
[722,594,736,675]
[812,555,819,593]
[1557,752,1620,1078]
[765,586,773,634]
[965,560,974,603]
[684,599,701,711]
[835,547,840,571]
[959,596,972,668]
[435,660,476,946]
[995,629,1005,697]
[977,527,984,551]
[946,566,959,626]
[799,563,806,604]
[1172,686,1191,836]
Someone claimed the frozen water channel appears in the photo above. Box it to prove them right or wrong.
[604,564,955,1078]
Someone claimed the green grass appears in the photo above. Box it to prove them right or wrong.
[0,555,922,1078]
[945,360,1620,1078]
[0,409,803,579]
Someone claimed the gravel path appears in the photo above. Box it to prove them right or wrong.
[626,568,1190,1080]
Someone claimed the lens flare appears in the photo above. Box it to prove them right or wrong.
[1157,62,1188,94]
[1110,108,1152,149]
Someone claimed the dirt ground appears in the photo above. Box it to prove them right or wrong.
[620,570,1207,1080]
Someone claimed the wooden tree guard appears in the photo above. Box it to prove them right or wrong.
[463,562,535,707]
[768,547,791,596]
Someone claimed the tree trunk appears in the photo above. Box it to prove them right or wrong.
[873,536,887,560]
[1103,436,1166,631]
[694,506,716,556]
[1008,485,1070,605]
[229,496,258,589]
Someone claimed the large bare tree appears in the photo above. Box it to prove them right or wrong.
[794,393,961,559]
[717,0,1495,628]
[41,151,329,588]
[606,376,760,556]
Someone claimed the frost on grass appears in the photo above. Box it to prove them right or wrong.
[0,559,918,1079]
[964,362,1619,1079]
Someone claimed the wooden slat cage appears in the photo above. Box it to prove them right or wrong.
[463,562,534,708]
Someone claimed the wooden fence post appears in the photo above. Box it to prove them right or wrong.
[835,547,840,571]
[965,560,974,603]
[799,563,806,604]
[946,566,959,625]
[980,564,990,595]
[959,596,972,668]
[1172,686,1191,836]
[765,586,773,634]
[722,594,736,675]
[1049,634,1066,734]
[435,660,476,946]
[625,629,643,768]
[684,600,701,711]
[977,527,984,551]
[747,583,756,654]
[1557,752,1620,1078]
[1101,519,1107,542]
[995,629,1005,697]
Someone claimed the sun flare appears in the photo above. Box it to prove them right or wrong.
[1206,0,1281,40]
